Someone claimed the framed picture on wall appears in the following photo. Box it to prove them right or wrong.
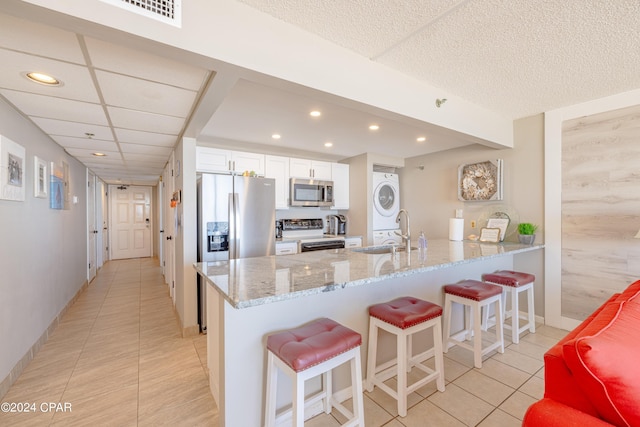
[0,135,26,201]
[34,156,47,198]
[457,159,503,201]
[50,161,64,209]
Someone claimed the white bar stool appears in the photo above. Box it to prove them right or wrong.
[366,296,445,417]
[482,270,536,344]
[264,318,365,427]
[442,280,504,368]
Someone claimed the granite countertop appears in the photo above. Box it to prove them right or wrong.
[194,239,543,309]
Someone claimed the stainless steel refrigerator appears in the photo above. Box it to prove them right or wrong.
[197,173,276,332]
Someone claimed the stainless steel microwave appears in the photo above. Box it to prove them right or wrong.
[289,178,333,207]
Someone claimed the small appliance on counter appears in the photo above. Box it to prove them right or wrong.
[329,214,347,235]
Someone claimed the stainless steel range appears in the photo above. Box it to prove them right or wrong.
[281,218,345,252]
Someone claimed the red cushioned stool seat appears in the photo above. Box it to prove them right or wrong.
[369,296,443,329]
[482,270,536,344]
[483,270,535,287]
[265,318,364,426]
[366,296,445,417]
[267,317,361,372]
[442,280,504,368]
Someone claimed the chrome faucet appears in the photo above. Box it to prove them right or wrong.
[395,209,411,253]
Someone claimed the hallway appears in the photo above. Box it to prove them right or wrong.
[0,258,217,426]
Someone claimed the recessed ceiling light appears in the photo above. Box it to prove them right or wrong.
[324,142,333,147]
[417,136,427,142]
[92,152,107,157]
[310,110,321,117]
[24,71,62,86]
[272,134,281,140]
[369,124,380,131]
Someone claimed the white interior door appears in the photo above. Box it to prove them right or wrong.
[87,171,97,282]
[110,185,153,260]
[163,158,176,301]
[101,182,109,265]
[96,180,105,269]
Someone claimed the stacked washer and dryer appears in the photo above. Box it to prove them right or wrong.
[372,172,403,246]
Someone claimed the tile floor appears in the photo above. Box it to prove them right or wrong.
[0,258,567,426]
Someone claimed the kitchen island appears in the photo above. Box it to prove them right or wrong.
[194,239,543,426]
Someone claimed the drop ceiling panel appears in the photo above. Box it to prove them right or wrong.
[85,37,209,90]
[124,153,168,168]
[52,136,119,152]
[127,167,166,175]
[96,70,197,117]
[33,118,113,140]
[0,50,100,103]
[84,164,126,172]
[2,90,107,125]
[115,128,177,146]
[120,143,172,156]
[109,107,184,134]
[0,14,85,64]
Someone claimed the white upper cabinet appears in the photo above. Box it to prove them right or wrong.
[197,148,349,210]
[289,158,332,180]
[196,147,264,175]
[264,155,290,209]
[196,146,229,172]
[330,163,349,210]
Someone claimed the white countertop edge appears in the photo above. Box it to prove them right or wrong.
[194,243,544,309]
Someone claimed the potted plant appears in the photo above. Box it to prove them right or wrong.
[517,223,538,244]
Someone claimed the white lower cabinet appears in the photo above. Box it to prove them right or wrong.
[275,241,298,255]
[344,237,362,248]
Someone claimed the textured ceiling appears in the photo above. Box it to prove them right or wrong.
[237,0,640,119]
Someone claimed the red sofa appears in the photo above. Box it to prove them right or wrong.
[523,279,640,427]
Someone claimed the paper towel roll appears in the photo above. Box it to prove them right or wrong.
[449,218,464,241]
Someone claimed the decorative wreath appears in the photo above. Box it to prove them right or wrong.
[459,161,499,201]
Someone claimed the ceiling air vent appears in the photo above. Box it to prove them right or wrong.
[100,0,181,27]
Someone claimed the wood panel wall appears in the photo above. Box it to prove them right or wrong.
[561,104,640,320]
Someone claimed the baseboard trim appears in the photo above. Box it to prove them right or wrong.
[0,279,89,400]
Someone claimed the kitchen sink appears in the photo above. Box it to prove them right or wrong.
[352,245,418,255]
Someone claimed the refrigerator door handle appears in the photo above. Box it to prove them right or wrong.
[228,192,236,259]
[229,192,241,259]
[233,193,240,259]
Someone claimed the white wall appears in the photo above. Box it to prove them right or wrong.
[173,137,198,335]
[0,98,88,391]
[399,114,545,316]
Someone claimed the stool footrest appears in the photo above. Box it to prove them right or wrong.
[366,298,445,417]
[443,284,504,369]
[265,319,365,427]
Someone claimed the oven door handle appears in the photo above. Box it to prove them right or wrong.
[300,241,345,251]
